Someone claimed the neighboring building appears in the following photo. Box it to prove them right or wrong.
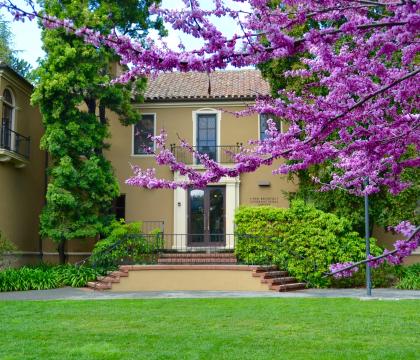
[106,70,298,250]
[0,64,45,266]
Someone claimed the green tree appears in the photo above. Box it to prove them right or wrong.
[33,0,163,263]
[292,165,419,234]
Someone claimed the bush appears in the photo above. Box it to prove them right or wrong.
[235,200,382,287]
[90,221,163,271]
[395,263,420,290]
[331,263,400,288]
[0,230,15,259]
[0,264,100,292]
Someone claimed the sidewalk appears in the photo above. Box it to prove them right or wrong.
[0,287,419,301]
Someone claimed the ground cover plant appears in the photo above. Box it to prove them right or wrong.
[0,298,419,360]
[0,264,99,292]
[396,263,420,290]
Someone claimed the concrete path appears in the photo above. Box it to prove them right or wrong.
[0,287,419,301]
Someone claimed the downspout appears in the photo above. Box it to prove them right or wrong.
[38,150,48,262]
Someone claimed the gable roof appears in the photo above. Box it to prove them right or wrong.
[144,69,270,102]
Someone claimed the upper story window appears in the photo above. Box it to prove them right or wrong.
[2,89,14,131]
[259,113,281,140]
[133,114,155,155]
[196,113,217,160]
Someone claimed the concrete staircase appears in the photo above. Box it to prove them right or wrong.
[86,263,306,292]
[157,252,237,264]
[252,266,307,292]
[87,269,128,290]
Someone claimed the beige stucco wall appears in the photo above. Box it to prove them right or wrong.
[0,68,45,264]
[106,101,297,242]
[372,225,420,265]
[111,269,268,291]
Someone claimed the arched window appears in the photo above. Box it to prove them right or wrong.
[2,89,14,130]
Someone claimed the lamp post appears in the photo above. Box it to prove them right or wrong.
[364,179,372,296]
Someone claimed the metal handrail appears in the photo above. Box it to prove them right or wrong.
[0,121,30,159]
[170,143,242,164]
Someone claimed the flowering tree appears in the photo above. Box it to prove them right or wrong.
[1,0,419,272]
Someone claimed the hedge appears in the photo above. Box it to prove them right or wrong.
[235,200,382,287]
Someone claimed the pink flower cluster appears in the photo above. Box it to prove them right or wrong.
[329,262,359,279]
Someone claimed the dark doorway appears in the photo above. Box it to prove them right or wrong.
[188,186,225,246]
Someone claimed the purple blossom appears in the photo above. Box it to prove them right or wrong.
[1,1,418,194]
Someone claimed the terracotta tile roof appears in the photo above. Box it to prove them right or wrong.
[144,69,270,102]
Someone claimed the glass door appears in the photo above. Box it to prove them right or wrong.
[188,186,225,246]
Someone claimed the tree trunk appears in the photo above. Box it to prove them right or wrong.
[57,240,66,264]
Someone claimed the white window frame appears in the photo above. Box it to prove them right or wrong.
[2,88,16,151]
[192,108,221,164]
[258,113,283,140]
[131,113,157,157]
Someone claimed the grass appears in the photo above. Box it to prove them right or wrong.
[0,298,419,359]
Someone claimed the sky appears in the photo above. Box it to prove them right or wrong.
[1,0,248,68]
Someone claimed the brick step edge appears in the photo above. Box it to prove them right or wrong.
[87,281,112,290]
[97,276,120,283]
[261,276,298,285]
[159,253,236,258]
[158,259,237,264]
[253,266,278,273]
[269,283,307,292]
[107,270,129,277]
[253,270,288,278]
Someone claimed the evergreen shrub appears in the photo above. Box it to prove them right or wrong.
[90,221,163,271]
[235,200,382,287]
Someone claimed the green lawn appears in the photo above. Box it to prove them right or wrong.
[0,298,419,360]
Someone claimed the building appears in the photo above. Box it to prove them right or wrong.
[0,64,45,266]
[1,67,418,265]
[106,69,298,250]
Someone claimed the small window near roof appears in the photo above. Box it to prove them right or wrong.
[3,89,13,105]
[133,114,155,155]
[259,114,281,140]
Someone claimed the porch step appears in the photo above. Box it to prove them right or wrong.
[107,270,129,277]
[159,253,235,258]
[269,283,307,292]
[158,252,237,264]
[86,269,128,290]
[87,281,112,290]
[253,270,288,278]
[263,276,297,285]
[251,267,307,292]
[158,257,237,264]
[253,266,278,273]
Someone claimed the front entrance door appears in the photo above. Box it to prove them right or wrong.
[188,186,225,246]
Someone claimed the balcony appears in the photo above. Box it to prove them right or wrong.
[170,144,242,165]
[0,122,30,168]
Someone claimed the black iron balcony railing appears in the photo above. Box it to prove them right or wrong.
[0,121,30,159]
[170,143,242,164]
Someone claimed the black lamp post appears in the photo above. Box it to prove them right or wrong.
[364,179,372,296]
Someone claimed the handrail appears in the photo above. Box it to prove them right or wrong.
[170,143,242,164]
[0,121,30,159]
